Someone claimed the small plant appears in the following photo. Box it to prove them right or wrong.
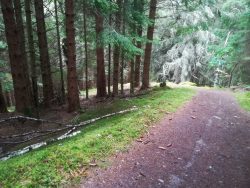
[160,82,166,87]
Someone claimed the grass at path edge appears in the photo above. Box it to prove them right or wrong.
[0,87,195,187]
[235,92,250,111]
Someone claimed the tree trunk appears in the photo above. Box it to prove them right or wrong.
[134,27,143,88]
[120,51,125,95]
[130,59,135,94]
[108,6,112,96]
[112,0,122,96]
[83,2,89,99]
[34,0,54,107]
[228,63,240,88]
[95,12,107,98]
[4,92,10,107]
[65,0,80,112]
[108,44,112,96]
[141,0,157,90]
[25,0,39,112]
[0,82,7,113]
[120,0,127,95]
[54,0,66,104]
[1,0,32,113]
[13,0,32,102]
[134,0,144,88]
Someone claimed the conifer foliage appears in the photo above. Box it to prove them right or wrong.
[0,0,158,114]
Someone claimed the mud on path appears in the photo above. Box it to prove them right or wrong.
[81,89,250,188]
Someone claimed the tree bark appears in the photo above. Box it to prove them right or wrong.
[3,92,10,107]
[54,0,66,104]
[34,0,54,107]
[83,2,89,99]
[112,0,122,96]
[1,0,33,113]
[13,0,32,102]
[120,51,125,95]
[25,0,39,112]
[141,0,157,90]
[108,44,112,96]
[0,82,7,113]
[65,0,80,112]
[130,59,135,94]
[95,12,107,98]
[228,63,240,88]
[108,3,112,96]
[134,27,143,88]
[120,0,127,95]
[134,0,144,88]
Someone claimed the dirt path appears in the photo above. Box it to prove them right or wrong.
[80,89,250,188]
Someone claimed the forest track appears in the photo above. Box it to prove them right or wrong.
[80,89,250,188]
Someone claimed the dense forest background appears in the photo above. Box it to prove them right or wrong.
[0,0,249,115]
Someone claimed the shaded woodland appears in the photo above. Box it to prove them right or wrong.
[0,0,157,115]
[1,0,250,115]
[0,1,250,187]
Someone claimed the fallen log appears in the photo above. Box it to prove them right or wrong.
[0,115,64,126]
[1,107,138,143]
[0,107,138,160]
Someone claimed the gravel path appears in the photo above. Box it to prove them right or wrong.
[81,89,250,188]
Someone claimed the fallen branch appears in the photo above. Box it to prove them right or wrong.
[0,127,71,139]
[0,115,65,126]
[0,128,69,144]
[0,107,138,160]
[66,106,138,128]
[1,107,138,143]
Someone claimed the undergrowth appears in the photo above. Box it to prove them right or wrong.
[236,91,250,111]
[0,87,195,187]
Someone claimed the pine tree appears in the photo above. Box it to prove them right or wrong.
[13,0,32,102]
[108,1,112,96]
[65,0,80,112]
[141,0,157,89]
[130,58,135,94]
[120,0,127,95]
[134,0,144,87]
[25,0,39,109]
[0,81,7,113]
[134,26,143,87]
[83,1,89,99]
[54,0,66,104]
[113,0,122,96]
[1,0,33,113]
[95,6,107,98]
[34,0,54,107]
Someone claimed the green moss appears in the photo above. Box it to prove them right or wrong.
[235,92,250,111]
[0,87,195,187]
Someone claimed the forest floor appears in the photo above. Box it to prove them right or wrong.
[0,86,195,187]
[0,83,157,157]
[81,89,250,188]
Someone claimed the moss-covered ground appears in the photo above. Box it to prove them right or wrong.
[0,87,195,187]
